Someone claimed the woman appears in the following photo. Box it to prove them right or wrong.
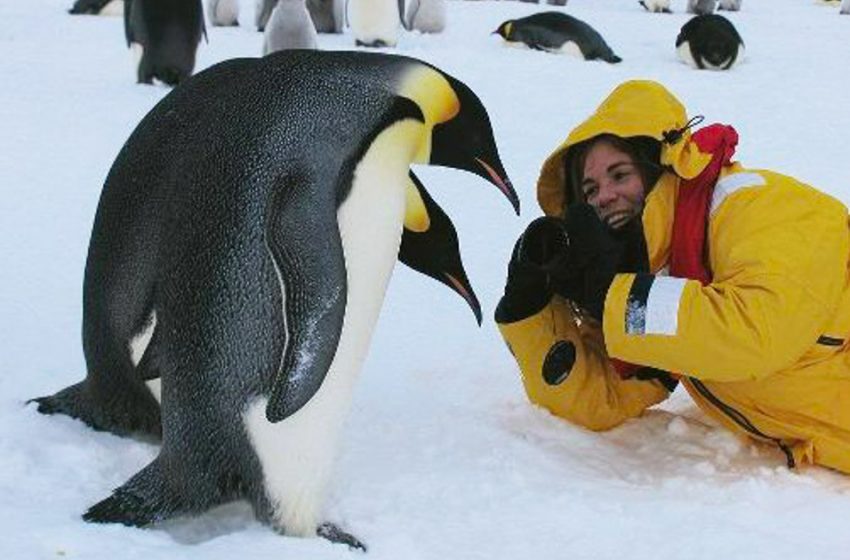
[496,79,850,473]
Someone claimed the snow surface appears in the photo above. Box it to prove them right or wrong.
[3,0,850,558]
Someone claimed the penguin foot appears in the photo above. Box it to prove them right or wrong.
[29,381,162,439]
[317,522,367,552]
[355,39,389,48]
[84,460,180,526]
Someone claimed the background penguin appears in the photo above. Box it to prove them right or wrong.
[687,0,716,14]
[400,172,481,323]
[257,0,343,33]
[206,0,239,26]
[717,0,741,10]
[639,0,671,13]
[404,0,446,34]
[676,13,744,70]
[31,50,517,549]
[124,0,205,85]
[262,0,318,54]
[493,12,622,64]
[349,0,402,47]
[841,0,849,14]
[69,0,124,15]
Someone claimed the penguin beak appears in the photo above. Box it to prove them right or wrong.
[442,272,483,325]
[474,157,519,215]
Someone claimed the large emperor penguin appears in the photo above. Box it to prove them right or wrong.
[349,0,403,47]
[31,50,517,549]
[69,0,124,15]
[125,0,205,85]
[262,0,318,54]
[493,12,622,63]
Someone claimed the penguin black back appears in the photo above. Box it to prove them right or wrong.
[676,14,744,70]
[125,0,205,85]
[495,11,622,64]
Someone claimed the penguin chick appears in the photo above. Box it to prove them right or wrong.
[262,0,318,54]
[206,0,239,26]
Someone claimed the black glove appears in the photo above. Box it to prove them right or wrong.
[553,203,648,322]
[494,216,571,323]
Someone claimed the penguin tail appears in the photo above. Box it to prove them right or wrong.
[29,380,161,439]
[84,460,182,527]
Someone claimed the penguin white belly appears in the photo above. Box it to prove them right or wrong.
[130,42,144,80]
[243,120,423,537]
[100,0,124,16]
[556,40,584,59]
[350,0,400,46]
[127,310,163,403]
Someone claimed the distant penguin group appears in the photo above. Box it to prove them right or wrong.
[676,14,744,70]
[125,0,205,85]
[493,12,622,64]
[32,50,517,550]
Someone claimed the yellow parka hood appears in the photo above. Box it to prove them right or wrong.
[537,80,713,216]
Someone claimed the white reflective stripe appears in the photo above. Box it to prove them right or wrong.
[710,172,766,215]
[644,276,688,336]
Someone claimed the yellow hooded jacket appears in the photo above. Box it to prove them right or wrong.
[497,80,850,473]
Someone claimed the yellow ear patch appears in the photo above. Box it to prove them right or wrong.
[504,22,513,37]
[397,66,460,126]
[403,175,430,233]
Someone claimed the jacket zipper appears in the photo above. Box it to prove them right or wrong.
[687,378,796,469]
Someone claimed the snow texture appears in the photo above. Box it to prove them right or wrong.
[3,0,850,559]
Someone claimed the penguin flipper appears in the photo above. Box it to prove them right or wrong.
[399,171,482,325]
[84,459,183,526]
[264,176,347,423]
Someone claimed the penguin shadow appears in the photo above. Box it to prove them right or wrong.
[154,501,259,544]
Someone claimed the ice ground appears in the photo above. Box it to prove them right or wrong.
[2,0,850,558]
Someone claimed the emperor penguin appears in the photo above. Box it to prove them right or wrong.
[262,0,319,54]
[841,0,849,14]
[687,0,715,15]
[638,0,671,13]
[69,0,124,15]
[206,0,239,26]
[493,12,622,64]
[256,0,275,30]
[349,0,402,47]
[717,0,741,10]
[676,14,744,70]
[404,0,446,34]
[31,50,517,549]
[124,0,205,85]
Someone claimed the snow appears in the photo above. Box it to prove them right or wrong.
[3,0,850,558]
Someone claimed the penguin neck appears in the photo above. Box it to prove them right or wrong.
[243,120,423,537]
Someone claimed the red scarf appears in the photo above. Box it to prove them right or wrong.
[612,124,738,379]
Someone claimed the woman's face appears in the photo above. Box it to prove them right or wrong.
[579,139,646,230]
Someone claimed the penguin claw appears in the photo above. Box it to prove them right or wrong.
[316,522,367,552]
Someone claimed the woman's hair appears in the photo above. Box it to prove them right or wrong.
[563,134,664,209]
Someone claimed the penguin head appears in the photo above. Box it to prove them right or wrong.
[429,73,520,215]
[493,21,514,40]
